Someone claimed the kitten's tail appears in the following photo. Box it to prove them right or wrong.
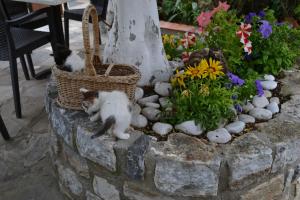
[91,116,116,139]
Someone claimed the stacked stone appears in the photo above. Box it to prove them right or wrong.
[45,68,300,200]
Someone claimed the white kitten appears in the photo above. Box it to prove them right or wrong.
[80,88,132,140]
[65,52,84,72]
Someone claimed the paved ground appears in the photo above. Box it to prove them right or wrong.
[0,1,104,199]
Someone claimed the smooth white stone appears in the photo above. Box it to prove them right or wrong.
[225,121,246,134]
[141,107,161,121]
[175,120,204,136]
[264,74,275,81]
[261,80,278,90]
[207,128,232,144]
[270,97,280,105]
[249,108,273,120]
[267,102,280,114]
[263,90,272,98]
[159,97,170,108]
[238,114,256,124]
[134,87,144,101]
[132,103,141,115]
[242,102,254,113]
[154,82,172,97]
[145,102,160,109]
[152,122,173,136]
[131,114,148,128]
[252,95,269,108]
[138,95,159,106]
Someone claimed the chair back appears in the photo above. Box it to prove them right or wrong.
[0,0,28,19]
[0,2,15,61]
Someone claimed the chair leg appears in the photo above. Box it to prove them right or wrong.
[64,17,70,47]
[9,57,22,118]
[20,56,30,80]
[0,115,10,141]
[26,53,36,78]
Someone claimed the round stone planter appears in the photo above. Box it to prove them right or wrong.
[46,69,300,200]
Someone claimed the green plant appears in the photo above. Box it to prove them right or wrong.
[159,0,214,25]
[205,10,244,74]
[246,10,300,74]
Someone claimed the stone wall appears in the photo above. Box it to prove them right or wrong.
[46,69,300,200]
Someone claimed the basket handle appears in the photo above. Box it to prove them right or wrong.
[82,4,101,76]
[104,64,115,76]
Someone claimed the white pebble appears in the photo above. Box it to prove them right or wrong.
[154,82,172,97]
[135,87,144,100]
[267,102,279,114]
[252,95,269,108]
[138,95,159,106]
[142,107,161,121]
[131,114,148,128]
[249,108,273,121]
[175,120,204,136]
[207,128,232,144]
[225,121,246,134]
[242,102,254,113]
[263,90,272,98]
[152,122,173,136]
[145,102,160,109]
[264,74,275,81]
[261,80,277,90]
[238,114,255,123]
[270,97,280,105]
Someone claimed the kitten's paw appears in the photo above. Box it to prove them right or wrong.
[89,116,98,122]
[116,133,130,140]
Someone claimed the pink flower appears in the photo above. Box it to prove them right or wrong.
[182,52,191,63]
[180,32,196,48]
[212,1,230,15]
[197,11,213,28]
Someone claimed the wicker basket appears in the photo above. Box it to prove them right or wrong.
[52,4,140,110]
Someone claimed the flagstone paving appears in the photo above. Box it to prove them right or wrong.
[0,1,107,199]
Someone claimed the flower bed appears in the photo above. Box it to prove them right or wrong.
[132,3,300,144]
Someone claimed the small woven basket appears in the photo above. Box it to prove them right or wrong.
[52,4,140,110]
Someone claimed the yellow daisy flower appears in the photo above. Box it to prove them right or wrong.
[198,59,209,78]
[171,70,186,88]
[207,58,224,80]
[185,66,202,79]
[199,84,210,96]
[181,89,191,97]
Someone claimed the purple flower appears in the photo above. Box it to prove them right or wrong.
[259,20,272,38]
[225,82,233,89]
[276,22,285,26]
[227,72,245,86]
[245,12,256,24]
[234,104,243,113]
[232,94,238,100]
[255,80,264,97]
[258,10,265,18]
[244,53,252,61]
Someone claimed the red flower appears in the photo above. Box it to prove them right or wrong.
[180,32,196,48]
[236,23,252,41]
[182,52,191,63]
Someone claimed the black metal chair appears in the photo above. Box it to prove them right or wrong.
[63,0,109,47]
[0,7,51,118]
[0,114,10,141]
[1,0,50,79]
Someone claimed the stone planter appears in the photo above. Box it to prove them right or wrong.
[160,20,196,34]
[45,69,300,200]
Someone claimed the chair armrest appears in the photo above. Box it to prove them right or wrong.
[5,7,49,26]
